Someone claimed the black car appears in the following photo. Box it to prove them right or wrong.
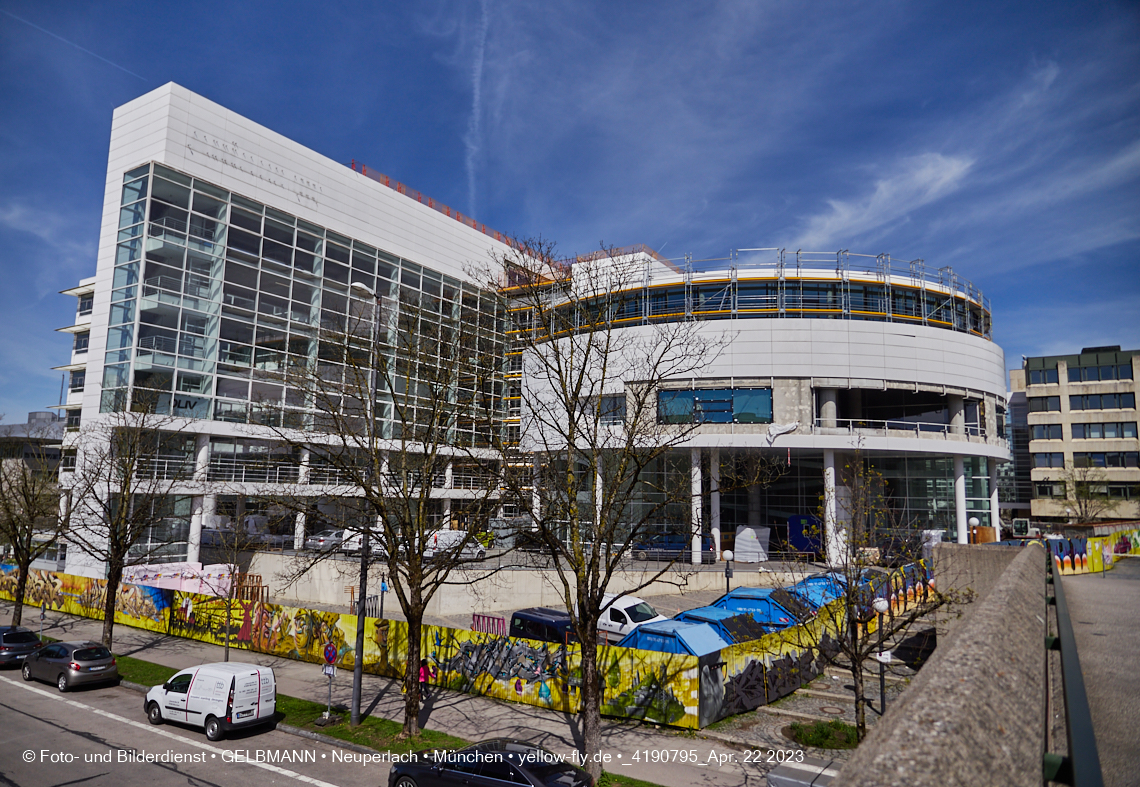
[0,626,42,666]
[389,739,593,787]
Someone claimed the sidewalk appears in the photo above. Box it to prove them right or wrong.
[2,599,786,787]
[1060,556,1140,787]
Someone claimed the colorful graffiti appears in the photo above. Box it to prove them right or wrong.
[1042,528,1140,575]
[0,562,930,730]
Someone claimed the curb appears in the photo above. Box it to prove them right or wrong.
[117,676,384,756]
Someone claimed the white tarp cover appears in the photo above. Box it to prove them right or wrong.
[734,526,771,562]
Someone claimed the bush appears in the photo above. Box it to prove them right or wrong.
[786,719,859,749]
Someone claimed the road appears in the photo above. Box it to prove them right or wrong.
[0,673,393,787]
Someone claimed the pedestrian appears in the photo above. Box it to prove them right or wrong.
[419,658,436,701]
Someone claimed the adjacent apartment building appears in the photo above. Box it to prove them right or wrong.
[54,83,1011,576]
[1011,347,1140,523]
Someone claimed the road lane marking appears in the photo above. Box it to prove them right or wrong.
[0,674,342,787]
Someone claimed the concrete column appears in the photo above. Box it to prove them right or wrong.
[949,395,965,435]
[442,498,452,529]
[595,464,604,532]
[820,388,839,428]
[690,448,703,564]
[298,446,312,485]
[187,435,211,564]
[444,459,454,490]
[954,454,968,544]
[824,449,841,565]
[710,448,722,557]
[293,511,307,550]
[989,458,1001,541]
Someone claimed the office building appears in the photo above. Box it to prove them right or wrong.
[1012,347,1139,522]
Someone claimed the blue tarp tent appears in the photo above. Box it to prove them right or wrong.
[674,606,770,644]
[710,587,812,632]
[616,620,731,656]
[786,572,846,610]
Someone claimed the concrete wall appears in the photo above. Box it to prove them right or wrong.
[931,542,1023,643]
[247,551,799,616]
[835,543,1046,787]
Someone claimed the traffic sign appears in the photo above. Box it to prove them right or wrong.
[323,642,337,664]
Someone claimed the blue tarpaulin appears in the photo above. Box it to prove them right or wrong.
[616,620,732,656]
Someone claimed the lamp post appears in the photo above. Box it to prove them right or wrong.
[723,549,734,595]
[968,515,979,544]
[349,281,381,727]
[872,596,890,715]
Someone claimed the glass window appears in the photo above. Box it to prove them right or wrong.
[120,201,146,228]
[78,294,94,315]
[732,388,774,424]
[216,378,249,399]
[124,164,150,182]
[73,332,90,352]
[68,370,85,390]
[151,177,190,209]
[658,390,695,424]
[116,241,141,265]
[1029,396,1061,412]
[1032,424,1063,440]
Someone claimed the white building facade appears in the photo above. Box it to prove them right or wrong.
[57,83,513,577]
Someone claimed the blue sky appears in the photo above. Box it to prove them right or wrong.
[1,1,1137,421]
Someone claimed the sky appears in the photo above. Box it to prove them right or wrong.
[0,0,1137,421]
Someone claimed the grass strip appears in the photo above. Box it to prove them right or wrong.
[786,718,858,749]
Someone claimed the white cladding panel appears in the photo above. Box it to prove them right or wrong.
[635,319,1006,396]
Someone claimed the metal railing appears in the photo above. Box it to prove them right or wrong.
[137,455,195,480]
[1044,554,1104,786]
[208,457,300,484]
[814,417,985,439]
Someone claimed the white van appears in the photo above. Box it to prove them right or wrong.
[597,593,668,639]
[145,663,276,741]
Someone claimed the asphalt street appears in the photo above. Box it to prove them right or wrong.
[0,671,393,787]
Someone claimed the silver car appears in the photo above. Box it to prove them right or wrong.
[22,641,119,692]
[0,626,42,666]
[304,528,343,551]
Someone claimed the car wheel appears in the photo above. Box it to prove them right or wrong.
[21,663,32,681]
[57,673,69,693]
[147,702,163,725]
[394,776,418,787]
[635,550,648,561]
[204,716,224,741]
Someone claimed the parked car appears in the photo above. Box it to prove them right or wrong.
[303,529,343,551]
[423,529,487,561]
[340,531,391,558]
[0,626,42,667]
[388,738,594,787]
[509,608,578,644]
[631,533,716,563]
[21,641,118,691]
[145,663,276,741]
[597,593,668,639]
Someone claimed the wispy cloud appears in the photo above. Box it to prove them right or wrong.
[789,154,974,251]
[463,0,490,218]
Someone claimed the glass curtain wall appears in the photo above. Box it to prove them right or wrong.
[103,163,504,444]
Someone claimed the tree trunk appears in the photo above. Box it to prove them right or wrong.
[224,591,232,662]
[11,564,28,626]
[579,638,603,782]
[101,561,124,650]
[403,612,422,737]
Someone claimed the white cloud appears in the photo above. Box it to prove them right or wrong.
[789,153,974,251]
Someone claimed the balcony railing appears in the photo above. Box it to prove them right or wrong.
[138,455,195,481]
[815,417,985,439]
[208,457,300,484]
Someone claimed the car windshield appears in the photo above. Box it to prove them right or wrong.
[73,646,111,661]
[3,632,39,644]
[625,602,659,623]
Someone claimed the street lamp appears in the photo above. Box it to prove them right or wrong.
[348,281,381,727]
[872,596,890,715]
[723,550,734,595]
[967,515,979,544]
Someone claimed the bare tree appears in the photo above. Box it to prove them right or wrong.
[262,278,503,735]
[815,450,946,741]
[0,420,66,626]
[1059,459,1122,523]
[63,403,192,649]
[475,239,729,780]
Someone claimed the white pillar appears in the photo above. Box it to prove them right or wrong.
[989,459,1001,541]
[824,449,841,565]
[954,454,968,544]
[187,434,211,564]
[710,448,722,557]
[294,511,307,550]
[949,395,965,435]
[691,448,703,564]
[595,464,604,532]
[442,498,452,529]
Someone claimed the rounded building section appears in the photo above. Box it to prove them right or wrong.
[560,248,1010,562]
